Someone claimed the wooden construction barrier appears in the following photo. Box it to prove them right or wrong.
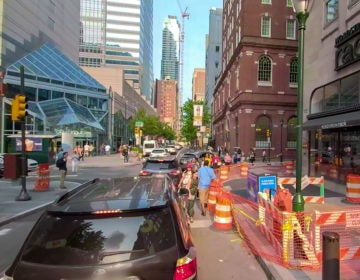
[213,192,233,230]
[346,174,360,203]
[277,176,325,204]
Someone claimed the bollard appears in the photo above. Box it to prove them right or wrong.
[322,232,340,280]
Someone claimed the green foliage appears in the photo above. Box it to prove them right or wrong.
[130,108,176,140]
[181,99,212,143]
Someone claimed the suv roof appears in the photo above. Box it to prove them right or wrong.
[4,176,197,279]
[52,176,169,212]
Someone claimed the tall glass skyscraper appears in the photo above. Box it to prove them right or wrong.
[80,0,153,102]
[160,16,180,81]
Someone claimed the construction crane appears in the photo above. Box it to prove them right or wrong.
[176,0,189,107]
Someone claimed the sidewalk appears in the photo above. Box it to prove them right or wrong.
[0,155,359,279]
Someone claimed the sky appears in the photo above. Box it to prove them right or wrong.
[153,0,223,103]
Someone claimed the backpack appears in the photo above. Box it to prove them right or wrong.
[56,158,62,168]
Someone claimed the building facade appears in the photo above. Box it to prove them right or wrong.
[160,15,180,81]
[155,79,177,130]
[192,68,205,101]
[79,0,154,103]
[205,8,223,112]
[302,0,360,183]
[0,0,110,159]
[213,0,298,160]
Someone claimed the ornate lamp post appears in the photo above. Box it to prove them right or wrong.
[292,0,310,212]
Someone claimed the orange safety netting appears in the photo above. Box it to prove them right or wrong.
[230,192,360,275]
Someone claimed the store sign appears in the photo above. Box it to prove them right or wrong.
[321,121,347,129]
[335,23,360,71]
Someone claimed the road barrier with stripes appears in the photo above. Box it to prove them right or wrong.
[278,176,325,204]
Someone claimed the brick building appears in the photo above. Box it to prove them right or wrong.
[155,79,178,130]
[213,0,298,161]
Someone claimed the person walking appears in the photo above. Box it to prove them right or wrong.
[71,151,79,173]
[262,150,267,163]
[197,160,216,216]
[56,151,68,189]
[249,150,256,166]
[178,163,193,213]
[224,152,232,165]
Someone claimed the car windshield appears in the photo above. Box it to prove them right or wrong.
[145,161,177,170]
[20,208,176,265]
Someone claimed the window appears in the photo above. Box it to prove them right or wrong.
[261,0,271,4]
[215,45,220,52]
[286,0,293,7]
[287,117,297,148]
[325,0,339,23]
[258,56,272,83]
[255,116,271,148]
[286,19,296,40]
[261,16,271,37]
[289,58,298,84]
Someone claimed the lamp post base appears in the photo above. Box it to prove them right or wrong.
[292,193,305,212]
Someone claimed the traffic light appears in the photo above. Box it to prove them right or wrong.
[11,95,28,121]
[135,127,140,134]
[266,129,270,137]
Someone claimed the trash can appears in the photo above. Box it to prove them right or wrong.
[4,153,22,179]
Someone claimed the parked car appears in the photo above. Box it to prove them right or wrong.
[1,175,197,280]
[0,153,38,176]
[178,151,215,170]
[139,156,182,187]
[150,148,169,157]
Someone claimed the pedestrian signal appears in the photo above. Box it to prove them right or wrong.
[11,94,28,121]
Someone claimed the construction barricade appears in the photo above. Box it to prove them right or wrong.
[278,176,325,204]
[33,163,50,191]
[219,165,229,181]
[240,162,248,178]
[213,191,233,230]
[285,161,294,175]
[346,174,360,203]
[208,179,223,214]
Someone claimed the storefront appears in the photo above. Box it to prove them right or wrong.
[304,71,360,183]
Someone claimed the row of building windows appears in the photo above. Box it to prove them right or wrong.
[258,56,298,84]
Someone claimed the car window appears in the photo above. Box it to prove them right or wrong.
[20,208,177,265]
[145,161,177,170]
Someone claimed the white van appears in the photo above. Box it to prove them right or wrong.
[143,140,158,156]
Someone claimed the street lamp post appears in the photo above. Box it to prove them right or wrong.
[292,0,310,212]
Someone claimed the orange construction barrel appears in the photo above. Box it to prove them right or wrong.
[240,162,248,178]
[33,163,50,191]
[346,174,360,203]
[208,179,223,213]
[285,161,294,175]
[213,192,233,230]
[219,165,229,181]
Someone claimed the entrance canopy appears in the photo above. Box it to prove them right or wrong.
[303,111,360,130]
[28,98,104,131]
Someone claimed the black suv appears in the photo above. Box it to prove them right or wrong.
[140,156,182,187]
[3,176,197,280]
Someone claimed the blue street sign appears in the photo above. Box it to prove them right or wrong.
[259,175,277,196]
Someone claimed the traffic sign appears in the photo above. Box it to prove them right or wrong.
[135,121,144,127]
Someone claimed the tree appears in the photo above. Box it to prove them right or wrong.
[130,108,176,140]
[181,99,212,144]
